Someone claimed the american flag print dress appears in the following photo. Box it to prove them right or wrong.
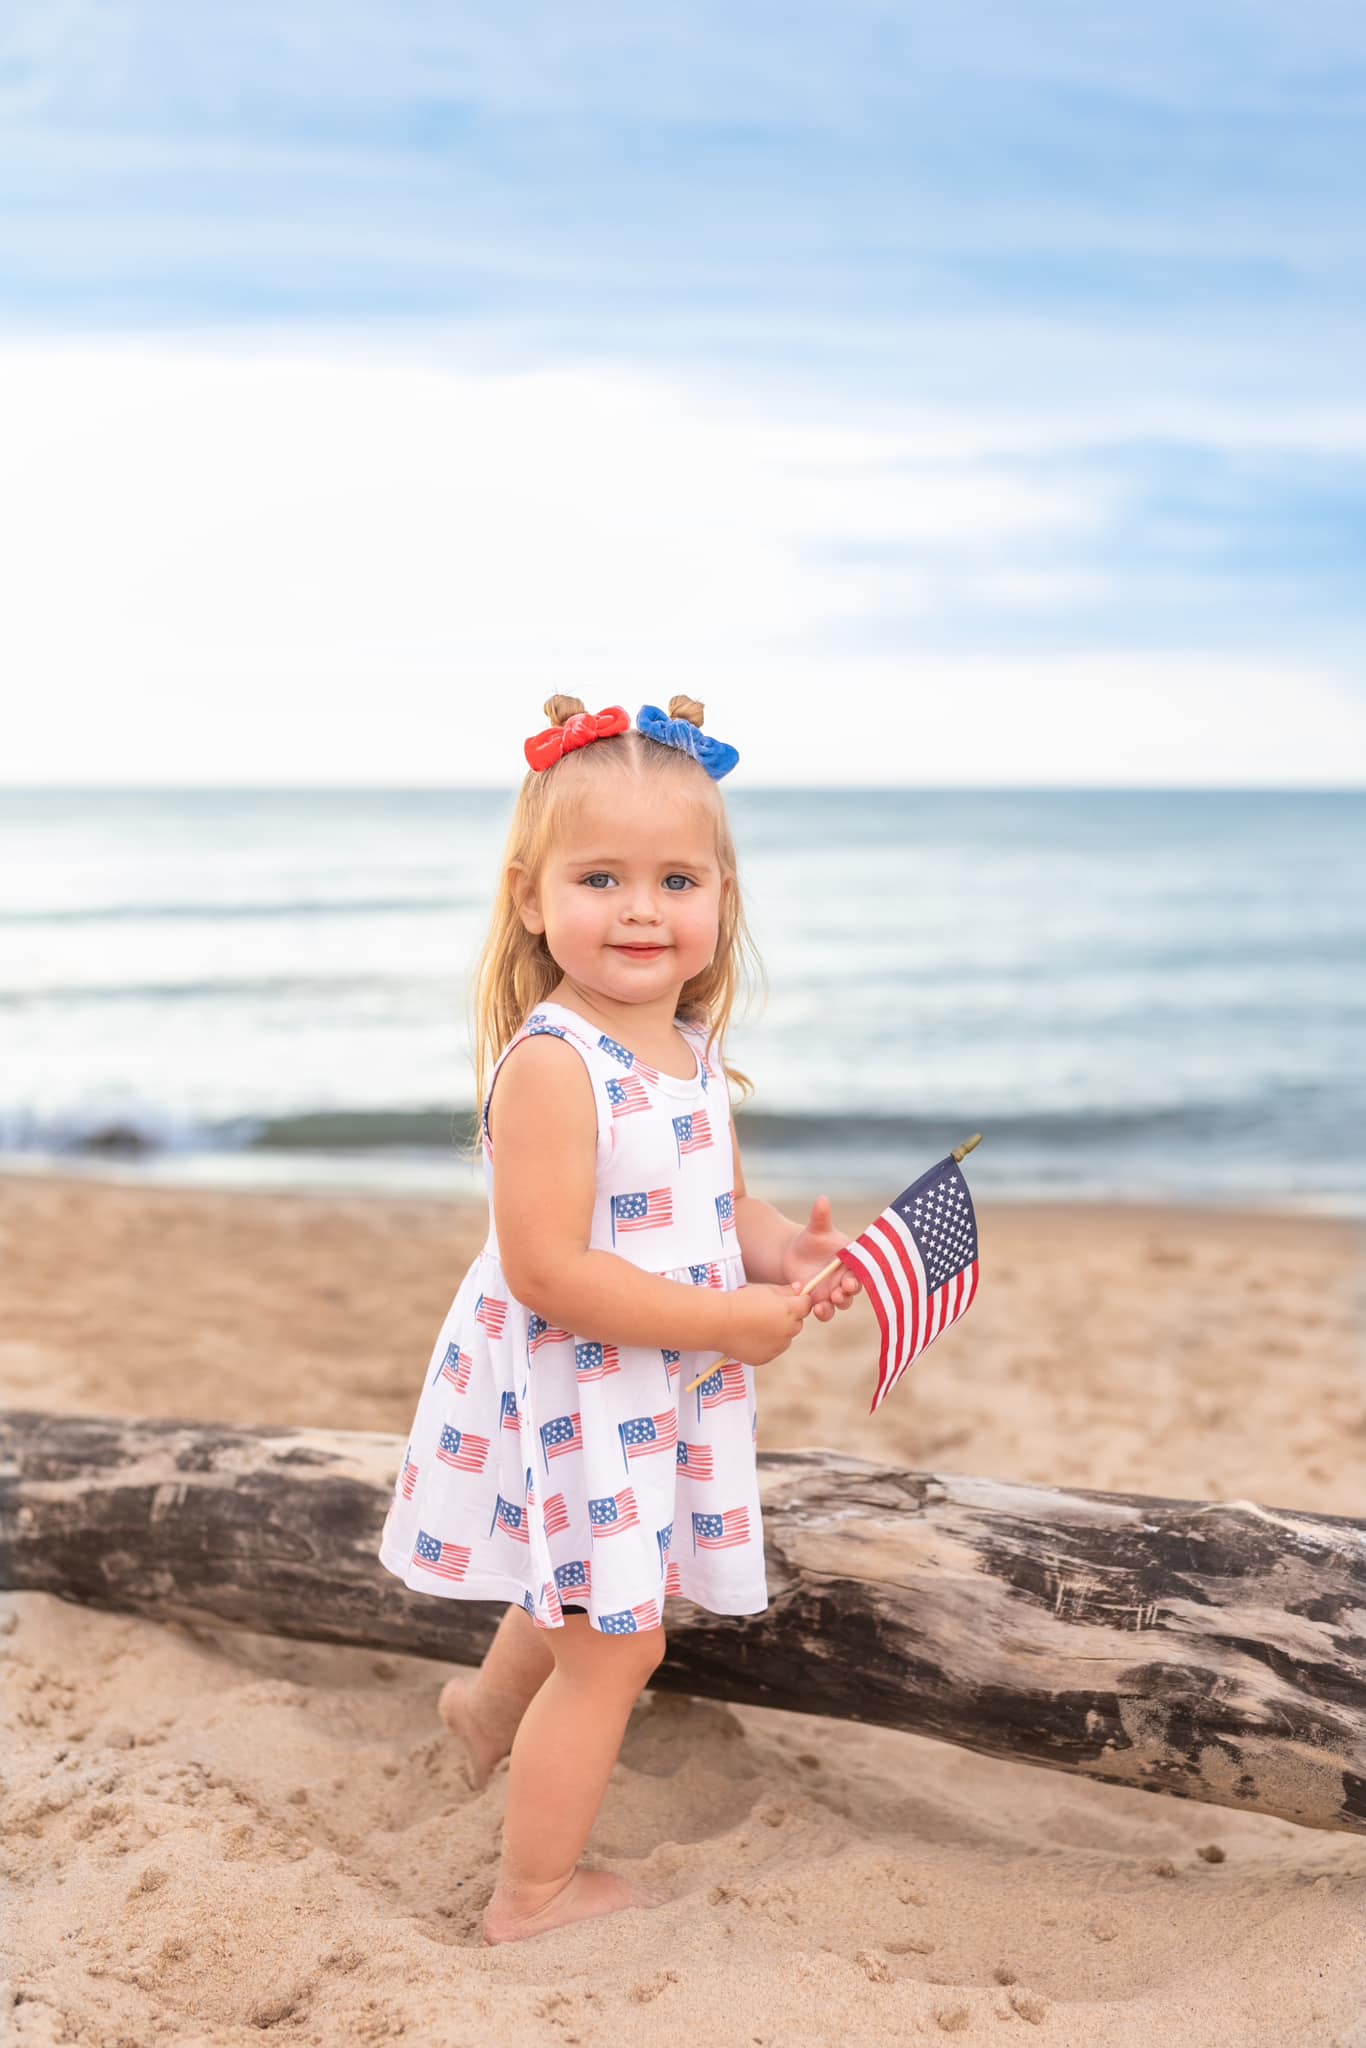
[377,997,765,1634]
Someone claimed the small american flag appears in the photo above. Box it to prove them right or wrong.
[589,1487,640,1538]
[606,1074,651,1117]
[490,1492,530,1543]
[692,1507,750,1552]
[834,1155,981,1413]
[500,1390,520,1432]
[575,1341,621,1382]
[618,1410,679,1468]
[688,1261,724,1288]
[526,1019,567,1039]
[433,1342,471,1392]
[400,1445,418,1497]
[675,1439,714,1481]
[540,1411,583,1467]
[525,1462,536,1508]
[600,1600,661,1633]
[611,1189,673,1241]
[555,1558,591,1598]
[665,1559,683,1595]
[661,1347,681,1388]
[414,1529,471,1580]
[528,1313,571,1353]
[697,1359,747,1417]
[655,1521,673,1574]
[715,1190,736,1238]
[543,1491,570,1536]
[475,1292,508,1338]
[673,1109,713,1160]
[435,1423,489,1473]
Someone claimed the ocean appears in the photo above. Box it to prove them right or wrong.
[2,787,1362,1214]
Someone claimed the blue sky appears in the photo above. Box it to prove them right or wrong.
[3,2,1365,783]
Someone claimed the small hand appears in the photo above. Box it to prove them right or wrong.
[779,1194,862,1323]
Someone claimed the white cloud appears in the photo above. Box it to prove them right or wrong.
[1,339,1362,785]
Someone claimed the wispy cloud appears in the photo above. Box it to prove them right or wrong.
[1,4,1363,780]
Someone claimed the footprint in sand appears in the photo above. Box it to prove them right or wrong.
[629,1970,679,2003]
[1009,1988,1050,2025]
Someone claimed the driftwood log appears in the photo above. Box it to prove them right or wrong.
[2,1408,1363,1836]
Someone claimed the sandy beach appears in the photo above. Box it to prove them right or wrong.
[2,1171,1363,2046]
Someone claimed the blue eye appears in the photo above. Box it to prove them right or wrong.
[579,872,697,891]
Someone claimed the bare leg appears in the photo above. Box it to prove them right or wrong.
[482,1614,668,1945]
[439,1603,555,1788]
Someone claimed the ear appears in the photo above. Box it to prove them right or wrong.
[508,862,545,935]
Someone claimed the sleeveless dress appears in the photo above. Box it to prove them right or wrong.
[376,997,766,1635]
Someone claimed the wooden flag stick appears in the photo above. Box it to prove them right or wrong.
[682,1133,984,1395]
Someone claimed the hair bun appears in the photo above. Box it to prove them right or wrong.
[666,695,705,728]
[542,695,587,727]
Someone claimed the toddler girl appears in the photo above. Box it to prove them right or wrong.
[377,694,861,1946]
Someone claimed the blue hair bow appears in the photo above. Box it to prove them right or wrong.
[635,704,739,781]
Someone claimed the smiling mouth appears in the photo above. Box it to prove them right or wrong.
[612,943,669,953]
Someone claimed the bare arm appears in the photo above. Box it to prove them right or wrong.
[488,1034,734,1352]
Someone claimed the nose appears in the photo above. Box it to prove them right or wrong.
[620,888,663,925]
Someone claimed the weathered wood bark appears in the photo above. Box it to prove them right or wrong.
[2,1407,1363,1836]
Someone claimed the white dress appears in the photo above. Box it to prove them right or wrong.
[376,997,766,1634]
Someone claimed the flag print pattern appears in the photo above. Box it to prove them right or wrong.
[435,1424,490,1473]
[618,1409,678,1467]
[692,1507,750,1551]
[377,997,767,1635]
[606,1074,651,1118]
[676,1439,714,1480]
[576,1341,620,1383]
[600,1600,661,1634]
[611,1189,673,1241]
[434,1343,472,1392]
[597,1031,660,1086]
[540,1412,583,1467]
[697,1359,748,1418]
[555,1558,591,1599]
[673,1108,713,1161]
[414,1529,471,1580]
[490,1492,530,1544]
[475,1293,508,1338]
[589,1487,640,1537]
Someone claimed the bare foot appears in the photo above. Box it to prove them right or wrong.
[482,1867,666,1946]
[437,1676,510,1790]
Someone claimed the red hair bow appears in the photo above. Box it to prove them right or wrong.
[524,704,630,772]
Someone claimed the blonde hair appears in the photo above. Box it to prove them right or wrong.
[465,695,764,1157]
